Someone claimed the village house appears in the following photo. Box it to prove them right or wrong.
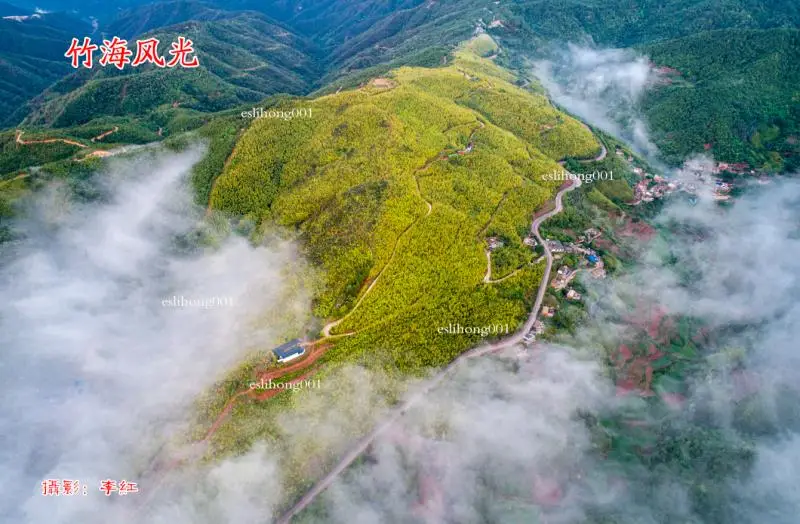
[591,266,607,279]
[541,306,556,318]
[716,162,754,175]
[584,228,601,242]
[487,236,504,250]
[523,236,537,247]
[533,320,545,335]
[552,265,577,290]
[272,339,305,363]
[546,240,566,253]
[566,288,582,301]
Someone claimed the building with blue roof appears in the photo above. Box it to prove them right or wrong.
[587,254,599,264]
[272,339,304,363]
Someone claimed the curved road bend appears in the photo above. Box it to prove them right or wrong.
[276,177,582,524]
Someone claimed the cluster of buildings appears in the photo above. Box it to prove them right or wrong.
[632,172,680,204]
[618,145,760,206]
[676,161,740,201]
[545,241,605,280]
[617,146,685,205]
[551,264,577,290]
[714,162,755,175]
[712,178,733,201]
[546,239,595,255]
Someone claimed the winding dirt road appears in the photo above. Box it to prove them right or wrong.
[15,130,87,148]
[276,177,582,524]
[91,126,119,143]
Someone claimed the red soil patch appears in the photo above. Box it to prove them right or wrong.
[201,341,332,443]
[617,219,656,242]
[592,236,620,256]
[534,201,556,219]
[532,476,563,507]
[413,472,445,519]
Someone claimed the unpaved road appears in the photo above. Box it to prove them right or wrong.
[91,126,119,142]
[15,130,87,148]
[276,177,582,524]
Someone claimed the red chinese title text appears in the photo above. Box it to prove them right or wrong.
[41,478,139,496]
[65,36,199,70]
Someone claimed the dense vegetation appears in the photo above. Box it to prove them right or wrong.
[640,28,800,171]
[22,13,321,128]
[509,0,800,47]
[0,6,91,127]
[7,0,798,180]
[210,42,600,375]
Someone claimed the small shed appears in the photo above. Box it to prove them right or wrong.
[272,339,304,363]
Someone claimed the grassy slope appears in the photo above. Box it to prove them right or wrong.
[210,42,600,378]
[640,28,800,170]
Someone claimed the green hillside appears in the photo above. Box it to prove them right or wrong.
[105,0,236,39]
[210,42,601,374]
[509,0,800,47]
[641,28,800,170]
[20,12,321,128]
[0,8,92,127]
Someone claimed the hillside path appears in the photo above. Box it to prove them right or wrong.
[276,177,581,524]
[15,130,87,148]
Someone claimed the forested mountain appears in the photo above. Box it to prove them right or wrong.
[510,0,800,47]
[105,0,235,40]
[0,6,92,126]
[209,40,600,379]
[641,28,800,170]
[3,0,799,172]
[22,12,321,127]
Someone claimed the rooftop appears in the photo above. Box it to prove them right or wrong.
[273,339,303,360]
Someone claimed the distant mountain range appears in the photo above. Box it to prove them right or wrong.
[0,4,91,126]
[2,0,799,170]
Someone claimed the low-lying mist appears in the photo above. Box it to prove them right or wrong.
[4,50,799,523]
[0,147,312,522]
[533,44,661,160]
[291,179,800,524]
